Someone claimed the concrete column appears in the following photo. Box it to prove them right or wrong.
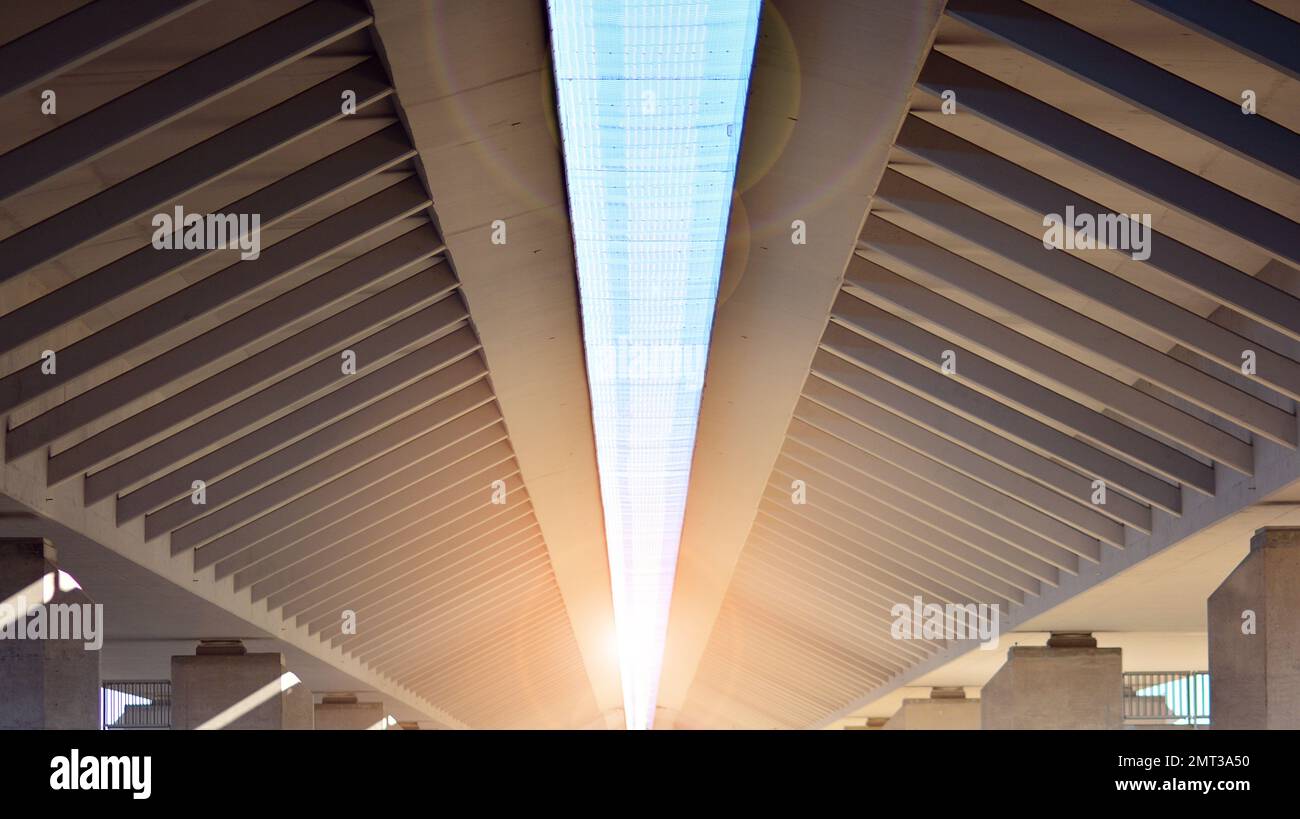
[845,717,889,730]
[315,692,387,730]
[171,640,304,729]
[0,538,101,729]
[883,687,981,730]
[1209,527,1300,729]
[284,675,315,730]
[980,633,1123,729]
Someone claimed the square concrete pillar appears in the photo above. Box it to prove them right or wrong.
[883,687,981,730]
[0,539,101,729]
[981,634,1123,729]
[315,693,387,730]
[283,674,315,730]
[1209,527,1300,729]
[171,640,301,729]
[845,717,889,730]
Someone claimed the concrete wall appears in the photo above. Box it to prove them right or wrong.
[981,646,1123,729]
[883,698,981,730]
[0,539,100,729]
[283,678,315,730]
[315,700,386,730]
[1209,528,1300,729]
[171,652,288,730]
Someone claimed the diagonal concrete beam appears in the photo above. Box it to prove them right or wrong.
[302,517,542,646]
[189,409,504,569]
[0,178,432,421]
[254,470,528,605]
[0,124,417,356]
[660,0,949,727]
[841,254,1251,476]
[821,314,1178,516]
[326,527,548,666]
[802,368,1145,537]
[758,481,1027,603]
[0,58,393,284]
[0,0,374,201]
[894,115,1300,344]
[784,425,1076,574]
[224,439,516,585]
[368,0,622,719]
[793,396,1101,562]
[770,454,1056,584]
[875,168,1300,403]
[0,0,210,99]
[1134,0,1300,83]
[42,240,453,482]
[99,319,476,515]
[167,369,494,552]
[916,50,1300,266]
[945,0,1300,182]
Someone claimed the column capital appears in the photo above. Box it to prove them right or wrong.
[0,536,55,562]
[1250,526,1300,551]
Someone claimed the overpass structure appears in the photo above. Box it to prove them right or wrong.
[2,0,1299,730]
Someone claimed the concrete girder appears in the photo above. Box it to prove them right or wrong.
[361,553,555,675]
[0,0,374,202]
[758,502,1013,613]
[102,320,476,516]
[226,439,516,585]
[0,177,432,424]
[341,541,554,661]
[804,362,1147,536]
[835,263,1219,492]
[172,382,496,556]
[191,407,504,570]
[774,456,1042,595]
[1133,0,1300,83]
[41,237,452,482]
[819,320,1175,518]
[772,450,1059,583]
[760,479,1030,602]
[321,520,545,646]
[849,238,1259,472]
[0,0,211,99]
[0,125,418,356]
[795,396,1101,562]
[0,58,393,285]
[874,168,1300,406]
[894,115,1300,343]
[945,0,1300,182]
[915,50,1300,266]
[259,472,529,607]
[783,426,1076,573]
[289,501,540,626]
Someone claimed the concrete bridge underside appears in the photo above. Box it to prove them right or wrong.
[2,0,1299,728]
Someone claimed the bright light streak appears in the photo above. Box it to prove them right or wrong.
[547,0,760,729]
[197,671,301,730]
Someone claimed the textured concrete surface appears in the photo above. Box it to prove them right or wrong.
[883,698,981,730]
[0,538,100,729]
[171,650,289,730]
[1209,527,1300,729]
[315,698,386,730]
[283,676,315,730]
[981,646,1123,729]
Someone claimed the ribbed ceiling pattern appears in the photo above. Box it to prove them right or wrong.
[0,0,598,728]
[681,0,1300,728]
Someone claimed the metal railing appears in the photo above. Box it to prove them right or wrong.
[1123,671,1210,727]
[100,680,171,730]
